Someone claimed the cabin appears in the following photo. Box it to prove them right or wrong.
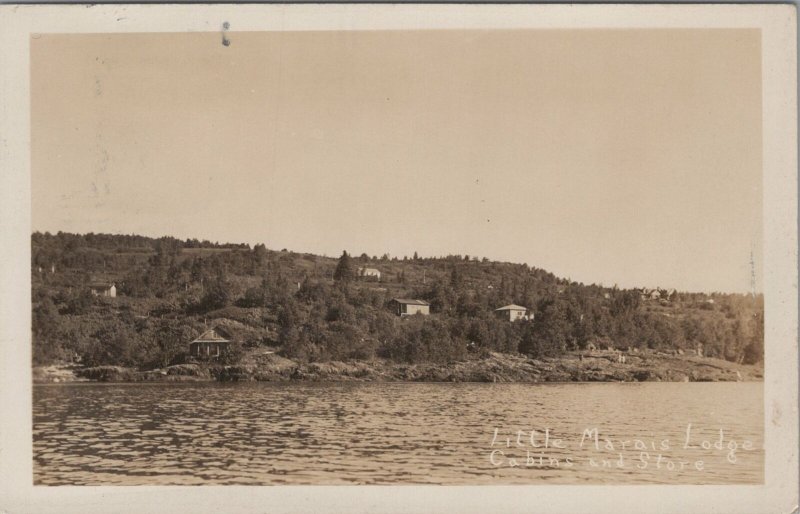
[639,288,662,301]
[389,298,430,317]
[494,304,529,321]
[89,282,116,298]
[358,267,381,281]
[189,327,232,358]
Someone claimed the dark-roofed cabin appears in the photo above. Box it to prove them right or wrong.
[89,282,116,298]
[189,327,231,358]
[389,298,430,317]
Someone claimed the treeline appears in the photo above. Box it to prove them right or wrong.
[31,232,764,369]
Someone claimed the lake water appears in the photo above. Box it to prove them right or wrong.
[33,382,763,485]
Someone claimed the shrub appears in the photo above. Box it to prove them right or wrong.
[382,316,466,363]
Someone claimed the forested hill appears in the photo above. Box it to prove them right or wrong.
[31,231,764,369]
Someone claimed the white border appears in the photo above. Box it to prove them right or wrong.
[0,4,796,514]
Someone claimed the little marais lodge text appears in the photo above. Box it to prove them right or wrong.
[489,424,757,472]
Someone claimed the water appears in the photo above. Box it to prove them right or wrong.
[33,382,763,485]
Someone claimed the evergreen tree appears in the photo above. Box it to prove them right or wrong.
[450,266,462,289]
[333,250,354,283]
[253,243,268,266]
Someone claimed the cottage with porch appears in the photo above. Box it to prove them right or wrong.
[189,327,232,358]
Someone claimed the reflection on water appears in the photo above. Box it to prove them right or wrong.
[33,382,763,485]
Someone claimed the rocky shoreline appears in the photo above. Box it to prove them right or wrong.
[34,350,763,384]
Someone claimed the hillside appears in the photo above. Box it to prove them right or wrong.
[31,231,764,374]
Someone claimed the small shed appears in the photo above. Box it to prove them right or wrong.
[89,282,116,298]
[389,298,430,316]
[494,304,529,321]
[189,327,232,358]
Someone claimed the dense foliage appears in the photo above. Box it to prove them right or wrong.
[32,231,764,369]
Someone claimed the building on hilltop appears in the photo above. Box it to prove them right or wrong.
[357,267,381,281]
[638,288,663,301]
[389,298,430,317]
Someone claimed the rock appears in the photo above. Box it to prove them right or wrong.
[77,366,137,382]
[166,364,207,377]
[33,364,86,383]
[211,365,258,382]
[52,348,763,384]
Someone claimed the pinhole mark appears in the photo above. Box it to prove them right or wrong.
[222,21,231,46]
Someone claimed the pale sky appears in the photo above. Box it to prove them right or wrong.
[31,30,762,293]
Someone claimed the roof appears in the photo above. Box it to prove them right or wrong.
[359,267,381,274]
[495,304,527,311]
[191,327,232,344]
[88,282,115,289]
[391,298,430,306]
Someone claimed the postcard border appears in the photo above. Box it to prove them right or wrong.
[0,4,796,514]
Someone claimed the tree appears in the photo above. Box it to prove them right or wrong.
[277,298,308,358]
[742,312,764,364]
[149,321,195,368]
[520,298,570,356]
[199,275,232,312]
[450,266,462,289]
[65,288,94,315]
[611,290,641,317]
[333,251,354,283]
[32,294,65,364]
[252,243,268,271]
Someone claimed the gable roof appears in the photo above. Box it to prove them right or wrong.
[392,298,430,306]
[495,304,527,311]
[191,326,232,344]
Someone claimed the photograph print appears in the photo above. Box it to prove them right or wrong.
[26,14,774,489]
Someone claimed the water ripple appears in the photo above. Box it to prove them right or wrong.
[33,382,763,485]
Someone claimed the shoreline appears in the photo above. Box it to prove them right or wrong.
[33,350,763,384]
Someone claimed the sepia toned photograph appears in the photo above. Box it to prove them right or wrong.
[0,3,797,513]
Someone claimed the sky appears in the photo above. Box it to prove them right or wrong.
[31,30,762,293]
